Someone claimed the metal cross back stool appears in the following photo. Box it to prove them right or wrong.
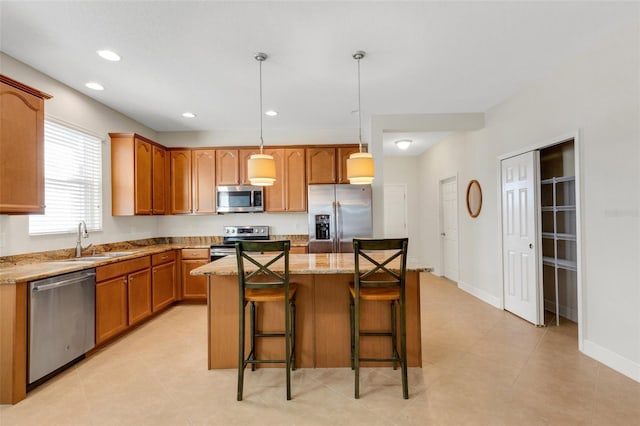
[349,237,409,399]
[235,240,297,401]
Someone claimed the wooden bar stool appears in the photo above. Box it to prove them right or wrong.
[235,240,296,401]
[349,238,409,399]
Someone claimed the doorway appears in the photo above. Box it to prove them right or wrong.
[439,176,459,282]
[500,136,581,333]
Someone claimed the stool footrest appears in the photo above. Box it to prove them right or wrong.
[359,331,393,337]
[359,357,401,363]
[255,332,286,337]
[245,359,287,364]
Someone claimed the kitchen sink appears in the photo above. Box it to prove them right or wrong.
[58,251,138,262]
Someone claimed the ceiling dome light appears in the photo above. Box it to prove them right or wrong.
[97,50,121,61]
[395,139,412,150]
[85,82,104,91]
[247,52,276,187]
[265,110,278,116]
[346,51,375,185]
[182,112,196,118]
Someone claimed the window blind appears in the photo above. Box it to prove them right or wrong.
[29,120,103,235]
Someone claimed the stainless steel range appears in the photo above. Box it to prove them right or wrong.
[210,225,270,261]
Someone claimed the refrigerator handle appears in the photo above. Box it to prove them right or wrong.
[331,201,340,253]
[336,200,342,250]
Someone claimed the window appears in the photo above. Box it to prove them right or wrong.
[29,119,102,235]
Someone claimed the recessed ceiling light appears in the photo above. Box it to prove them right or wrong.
[97,49,121,61]
[395,139,412,150]
[182,112,196,118]
[265,110,278,116]
[85,82,104,91]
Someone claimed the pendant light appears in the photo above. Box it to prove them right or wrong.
[346,50,375,185]
[247,52,276,186]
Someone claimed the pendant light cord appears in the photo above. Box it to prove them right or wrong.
[259,57,264,154]
[353,51,365,153]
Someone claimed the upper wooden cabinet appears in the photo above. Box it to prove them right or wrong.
[170,149,216,214]
[216,149,240,185]
[306,145,361,185]
[110,133,169,216]
[192,149,216,214]
[170,149,192,214]
[239,148,260,185]
[152,145,169,214]
[264,148,306,212]
[337,146,360,184]
[306,147,337,184]
[0,75,52,214]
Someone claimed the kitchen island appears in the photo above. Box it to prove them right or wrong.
[191,252,428,369]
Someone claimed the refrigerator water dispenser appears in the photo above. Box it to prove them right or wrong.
[315,215,331,240]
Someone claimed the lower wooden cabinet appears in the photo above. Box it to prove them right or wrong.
[127,269,152,326]
[152,251,176,311]
[181,249,209,301]
[95,256,151,345]
[96,276,128,345]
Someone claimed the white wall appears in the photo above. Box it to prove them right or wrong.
[0,53,160,256]
[417,22,640,380]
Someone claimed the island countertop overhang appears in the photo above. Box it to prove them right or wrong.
[190,252,430,276]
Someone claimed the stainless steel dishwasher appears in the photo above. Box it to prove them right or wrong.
[28,268,96,385]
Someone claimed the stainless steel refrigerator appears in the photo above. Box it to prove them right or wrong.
[308,184,372,253]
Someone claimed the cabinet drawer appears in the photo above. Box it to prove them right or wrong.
[181,248,209,260]
[96,256,151,282]
[152,250,177,266]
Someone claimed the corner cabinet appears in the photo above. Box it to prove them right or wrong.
[0,75,52,214]
[110,133,168,216]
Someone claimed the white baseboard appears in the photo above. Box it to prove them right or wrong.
[583,340,640,383]
[457,280,501,309]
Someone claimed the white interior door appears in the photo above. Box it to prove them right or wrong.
[501,151,543,325]
[440,177,459,281]
[383,184,407,237]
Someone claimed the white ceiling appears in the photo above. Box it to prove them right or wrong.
[0,1,634,154]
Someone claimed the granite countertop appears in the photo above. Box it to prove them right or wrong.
[191,252,429,276]
[0,235,310,285]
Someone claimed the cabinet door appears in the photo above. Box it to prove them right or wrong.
[306,147,336,184]
[285,148,307,212]
[216,149,240,185]
[337,146,360,184]
[96,276,128,344]
[264,148,285,212]
[170,150,192,214]
[152,261,176,312]
[134,138,152,215]
[239,148,260,185]
[0,81,45,213]
[127,268,152,326]
[152,145,168,214]
[192,149,216,214]
[181,259,208,300]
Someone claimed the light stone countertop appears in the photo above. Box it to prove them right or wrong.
[0,244,185,284]
[191,252,430,276]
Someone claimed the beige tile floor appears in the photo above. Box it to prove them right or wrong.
[1,273,639,425]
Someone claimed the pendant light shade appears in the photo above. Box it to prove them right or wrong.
[347,50,375,185]
[247,153,276,186]
[248,52,276,187]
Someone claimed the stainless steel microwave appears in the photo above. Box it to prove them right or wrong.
[216,185,264,213]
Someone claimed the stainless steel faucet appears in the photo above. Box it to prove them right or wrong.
[75,221,92,257]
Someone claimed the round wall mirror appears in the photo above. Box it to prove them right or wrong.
[466,180,482,218]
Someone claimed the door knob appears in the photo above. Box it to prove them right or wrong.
[529,243,533,249]
[441,232,446,236]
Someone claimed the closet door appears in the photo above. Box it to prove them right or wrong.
[501,151,543,326]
